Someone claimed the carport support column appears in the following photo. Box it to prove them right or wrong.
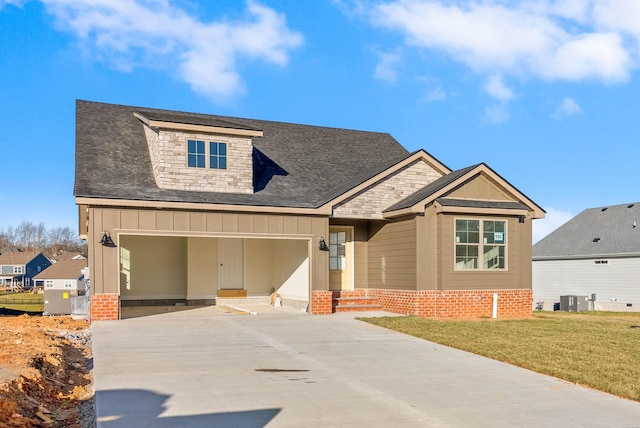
[311,290,333,315]
[91,293,120,321]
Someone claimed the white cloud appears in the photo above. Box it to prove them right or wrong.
[37,0,303,102]
[552,97,582,118]
[373,50,401,82]
[484,103,509,124]
[423,85,446,102]
[368,1,637,89]
[532,207,573,243]
[0,0,25,8]
[484,74,513,102]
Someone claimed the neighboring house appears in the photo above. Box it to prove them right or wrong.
[74,100,545,321]
[33,258,88,291]
[51,252,87,263]
[533,202,640,312]
[0,251,52,291]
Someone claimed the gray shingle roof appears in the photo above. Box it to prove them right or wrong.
[74,100,410,208]
[33,259,87,280]
[533,202,640,259]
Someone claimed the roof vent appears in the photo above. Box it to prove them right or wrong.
[593,238,601,243]
[601,207,608,212]
[628,204,635,208]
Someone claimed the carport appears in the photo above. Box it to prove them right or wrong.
[118,233,311,315]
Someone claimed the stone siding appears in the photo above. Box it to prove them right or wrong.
[332,160,443,219]
[143,124,254,193]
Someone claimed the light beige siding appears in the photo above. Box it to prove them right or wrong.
[439,215,529,291]
[448,175,515,201]
[88,207,329,296]
[367,218,417,290]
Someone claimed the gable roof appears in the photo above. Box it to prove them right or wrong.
[33,258,87,280]
[0,251,44,266]
[533,202,640,260]
[383,163,544,218]
[74,100,411,209]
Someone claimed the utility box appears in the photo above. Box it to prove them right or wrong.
[559,295,589,312]
[44,290,78,315]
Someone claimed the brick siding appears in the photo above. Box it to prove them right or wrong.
[333,289,532,318]
[91,293,120,321]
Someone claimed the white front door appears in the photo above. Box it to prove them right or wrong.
[218,238,244,289]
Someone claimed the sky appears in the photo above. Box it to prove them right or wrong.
[1,0,640,243]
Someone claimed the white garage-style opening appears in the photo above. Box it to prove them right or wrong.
[118,234,311,316]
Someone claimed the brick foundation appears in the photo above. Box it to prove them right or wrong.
[311,290,333,314]
[318,289,532,318]
[91,293,120,321]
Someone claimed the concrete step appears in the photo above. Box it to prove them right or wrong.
[334,304,383,312]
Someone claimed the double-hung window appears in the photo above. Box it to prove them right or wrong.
[187,140,227,169]
[455,219,506,270]
[187,140,205,168]
[209,142,227,169]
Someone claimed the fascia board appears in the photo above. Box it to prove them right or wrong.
[133,112,263,137]
[75,197,331,216]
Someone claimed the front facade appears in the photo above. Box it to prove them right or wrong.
[75,100,544,321]
[533,202,640,312]
[0,251,52,291]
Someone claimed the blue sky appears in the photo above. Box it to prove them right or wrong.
[2,0,640,243]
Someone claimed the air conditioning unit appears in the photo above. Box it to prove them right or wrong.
[559,295,589,312]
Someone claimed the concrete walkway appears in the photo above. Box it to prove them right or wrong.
[92,305,640,427]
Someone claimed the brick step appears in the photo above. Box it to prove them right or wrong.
[332,297,379,306]
[333,304,383,313]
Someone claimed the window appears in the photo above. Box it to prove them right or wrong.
[455,219,506,270]
[329,231,346,271]
[13,266,23,274]
[187,140,205,168]
[187,140,227,169]
[45,280,54,288]
[209,142,227,169]
[64,280,73,288]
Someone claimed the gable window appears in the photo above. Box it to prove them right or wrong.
[187,140,205,168]
[455,219,506,270]
[209,142,227,169]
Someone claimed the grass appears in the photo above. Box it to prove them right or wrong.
[0,292,44,312]
[359,311,640,402]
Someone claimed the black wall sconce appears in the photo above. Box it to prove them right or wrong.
[100,231,117,248]
[318,237,329,251]
[518,215,526,224]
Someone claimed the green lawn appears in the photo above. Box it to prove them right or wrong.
[360,311,640,402]
[0,292,44,312]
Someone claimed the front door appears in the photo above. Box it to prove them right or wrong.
[328,227,353,291]
[218,238,244,290]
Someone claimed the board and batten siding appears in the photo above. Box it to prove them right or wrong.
[533,257,640,306]
[367,218,417,290]
[88,207,329,295]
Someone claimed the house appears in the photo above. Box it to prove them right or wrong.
[533,202,640,312]
[33,258,88,291]
[33,258,88,315]
[74,100,545,321]
[0,251,52,291]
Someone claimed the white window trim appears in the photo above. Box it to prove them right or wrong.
[454,217,508,271]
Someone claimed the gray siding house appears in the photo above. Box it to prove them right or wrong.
[0,251,52,291]
[532,202,640,311]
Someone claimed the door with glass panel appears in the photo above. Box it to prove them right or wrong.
[328,227,353,291]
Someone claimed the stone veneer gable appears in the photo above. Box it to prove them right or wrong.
[143,123,254,194]
[332,160,443,219]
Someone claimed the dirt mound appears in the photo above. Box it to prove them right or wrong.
[0,315,93,427]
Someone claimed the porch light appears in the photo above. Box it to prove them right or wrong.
[100,231,117,248]
[318,237,329,251]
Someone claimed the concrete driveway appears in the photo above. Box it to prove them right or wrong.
[92,305,640,427]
